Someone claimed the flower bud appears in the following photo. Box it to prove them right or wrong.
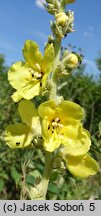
[63,53,78,69]
[47,3,54,11]
[55,12,68,27]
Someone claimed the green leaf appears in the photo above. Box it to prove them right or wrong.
[50,171,59,181]
[48,183,59,194]
[62,184,69,192]
[0,172,9,180]
[30,170,42,178]
[11,167,21,185]
[36,164,44,172]
[26,174,35,185]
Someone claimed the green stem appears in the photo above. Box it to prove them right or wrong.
[49,38,61,100]
[41,151,53,199]
[53,39,61,73]
[29,151,52,200]
[40,40,62,198]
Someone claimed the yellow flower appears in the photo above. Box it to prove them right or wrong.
[55,12,68,27]
[64,154,99,178]
[38,100,91,153]
[5,100,41,149]
[60,123,91,156]
[8,40,54,102]
[59,124,99,178]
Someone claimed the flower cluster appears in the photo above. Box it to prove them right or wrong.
[5,0,98,182]
[5,98,98,178]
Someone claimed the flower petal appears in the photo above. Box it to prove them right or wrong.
[61,124,91,156]
[8,61,30,90]
[41,44,55,74]
[41,72,49,90]
[38,100,56,121]
[12,82,40,101]
[41,119,61,152]
[22,40,43,70]
[8,61,41,100]
[58,100,84,122]
[43,130,61,152]
[11,91,22,102]
[41,118,50,141]
[43,138,61,152]
[66,154,99,178]
[18,100,41,136]
[5,123,33,149]
[20,81,40,100]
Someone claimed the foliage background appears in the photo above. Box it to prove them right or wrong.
[0,53,101,200]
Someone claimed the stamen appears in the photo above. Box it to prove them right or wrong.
[35,63,41,72]
[52,122,57,127]
[52,118,63,130]
[29,68,35,77]
[58,123,63,129]
[34,72,42,78]
[48,125,50,130]
[40,82,42,87]
[29,68,43,80]
[55,118,60,123]
[29,68,34,73]
[29,68,33,73]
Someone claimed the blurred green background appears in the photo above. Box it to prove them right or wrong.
[0,52,101,200]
